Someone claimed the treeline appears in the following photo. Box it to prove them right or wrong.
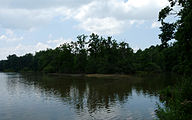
[0,33,190,74]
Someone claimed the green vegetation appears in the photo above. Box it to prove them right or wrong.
[0,34,134,73]
[156,78,192,120]
[0,0,191,119]
[0,34,165,74]
[158,0,192,74]
[156,0,192,119]
[0,34,187,74]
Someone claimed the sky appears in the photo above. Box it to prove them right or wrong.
[0,0,169,60]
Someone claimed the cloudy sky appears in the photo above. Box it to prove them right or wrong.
[0,0,169,60]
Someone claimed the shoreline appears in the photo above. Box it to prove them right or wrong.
[1,71,172,78]
[48,73,132,78]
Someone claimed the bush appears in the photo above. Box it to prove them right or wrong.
[156,78,192,120]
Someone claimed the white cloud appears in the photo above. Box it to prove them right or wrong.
[5,29,14,36]
[0,0,170,60]
[0,42,51,60]
[0,35,7,40]
[73,0,168,34]
[0,0,92,29]
[77,17,124,35]
[47,37,72,46]
[74,0,166,21]
[151,21,161,28]
[0,0,168,32]
[0,29,23,42]
[0,37,74,60]
[14,42,51,54]
[0,0,92,9]
[35,42,51,51]
[0,8,55,29]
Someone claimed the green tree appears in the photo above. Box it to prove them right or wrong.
[158,0,192,74]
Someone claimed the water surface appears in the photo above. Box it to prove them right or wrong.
[0,72,176,120]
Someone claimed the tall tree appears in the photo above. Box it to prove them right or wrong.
[158,0,192,73]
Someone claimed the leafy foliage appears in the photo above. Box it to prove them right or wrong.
[156,0,192,119]
[156,78,192,120]
[0,34,136,74]
[0,33,189,74]
[158,0,192,74]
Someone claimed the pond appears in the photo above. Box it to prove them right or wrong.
[0,72,177,120]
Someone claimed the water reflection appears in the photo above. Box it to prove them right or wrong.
[1,73,176,120]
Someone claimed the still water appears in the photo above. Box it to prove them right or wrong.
[0,72,176,120]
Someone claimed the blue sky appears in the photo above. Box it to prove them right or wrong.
[0,0,169,60]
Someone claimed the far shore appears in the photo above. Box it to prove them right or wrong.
[1,71,165,78]
[47,73,133,78]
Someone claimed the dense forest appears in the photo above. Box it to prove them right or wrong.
[0,34,184,74]
[0,33,190,74]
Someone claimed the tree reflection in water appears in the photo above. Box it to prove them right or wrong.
[6,73,176,114]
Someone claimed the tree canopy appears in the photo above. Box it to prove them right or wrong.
[158,0,192,73]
